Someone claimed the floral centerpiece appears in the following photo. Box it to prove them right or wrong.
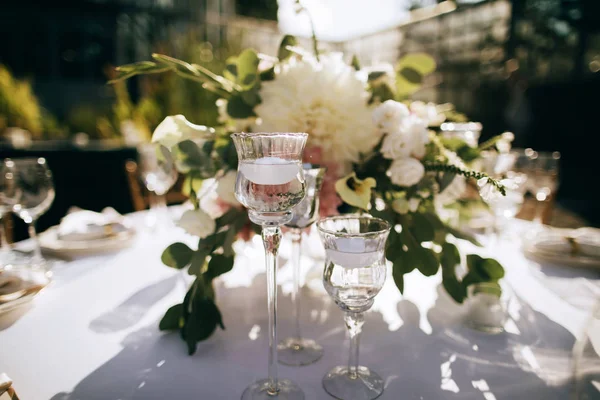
[112,35,510,354]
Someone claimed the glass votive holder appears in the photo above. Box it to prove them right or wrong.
[464,282,508,334]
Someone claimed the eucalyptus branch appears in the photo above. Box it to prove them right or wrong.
[295,0,320,61]
[424,162,506,196]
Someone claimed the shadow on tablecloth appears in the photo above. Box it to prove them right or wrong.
[50,275,575,400]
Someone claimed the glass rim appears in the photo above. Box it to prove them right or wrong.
[317,215,391,237]
[230,132,308,139]
[8,157,48,165]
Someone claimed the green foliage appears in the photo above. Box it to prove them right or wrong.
[161,243,194,269]
[395,53,436,98]
[0,64,44,137]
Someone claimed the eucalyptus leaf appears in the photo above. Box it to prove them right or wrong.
[396,53,436,97]
[392,264,404,293]
[415,247,439,276]
[161,243,194,269]
[260,66,276,81]
[351,54,361,71]
[187,248,210,276]
[440,242,460,271]
[206,255,235,280]
[226,95,257,119]
[278,35,298,61]
[442,274,466,303]
[236,49,260,90]
[159,304,183,331]
[411,213,435,242]
[182,297,224,355]
[369,83,395,104]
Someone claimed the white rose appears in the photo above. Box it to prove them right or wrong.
[372,100,410,132]
[381,130,412,160]
[387,158,425,187]
[402,115,429,159]
[410,101,445,127]
[216,170,240,206]
[408,198,421,212]
[152,115,215,149]
[176,209,216,239]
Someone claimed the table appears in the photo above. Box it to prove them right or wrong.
[1,211,599,400]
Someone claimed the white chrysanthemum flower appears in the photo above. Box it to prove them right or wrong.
[410,101,446,127]
[387,157,425,187]
[176,209,216,239]
[152,115,214,149]
[216,170,240,206]
[254,53,380,164]
[372,100,409,132]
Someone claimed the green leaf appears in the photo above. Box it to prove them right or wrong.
[440,242,461,271]
[159,304,183,331]
[442,274,466,303]
[392,265,404,293]
[278,35,298,61]
[480,258,505,281]
[411,213,435,242]
[161,243,194,269]
[109,61,169,83]
[226,95,257,119]
[187,248,210,276]
[236,49,260,90]
[240,87,261,107]
[396,53,436,97]
[206,255,235,280]
[446,224,482,247]
[415,247,439,276]
[259,66,276,81]
[175,140,207,172]
[369,83,395,104]
[182,297,224,355]
[351,54,361,71]
[438,172,457,193]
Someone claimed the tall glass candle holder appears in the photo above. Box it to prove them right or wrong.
[231,132,308,400]
[278,165,326,366]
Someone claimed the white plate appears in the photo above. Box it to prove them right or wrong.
[523,227,600,269]
[0,269,49,316]
[39,226,137,259]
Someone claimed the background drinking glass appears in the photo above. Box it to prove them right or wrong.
[278,165,325,367]
[317,216,391,400]
[517,148,560,227]
[11,158,55,268]
[231,132,307,400]
[0,159,20,267]
[137,144,177,228]
[572,299,600,400]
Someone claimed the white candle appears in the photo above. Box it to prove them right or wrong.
[240,157,300,185]
[326,238,380,269]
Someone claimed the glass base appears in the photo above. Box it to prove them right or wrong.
[241,379,304,400]
[322,366,383,400]
[277,337,323,366]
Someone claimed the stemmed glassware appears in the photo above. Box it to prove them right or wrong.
[11,158,55,268]
[317,215,391,400]
[231,132,308,400]
[278,165,326,366]
[0,159,20,267]
[137,144,177,229]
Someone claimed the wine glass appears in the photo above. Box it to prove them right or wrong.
[517,148,560,228]
[11,158,55,268]
[278,164,326,366]
[137,144,177,228]
[572,299,600,399]
[0,159,20,267]
[231,132,308,400]
[317,215,391,400]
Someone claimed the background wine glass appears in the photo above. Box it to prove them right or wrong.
[0,159,20,267]
[11,158,55,268]
[231,132,308,400]
[278,165,325,366]
[317,215,391,400]
[137,144,177,229]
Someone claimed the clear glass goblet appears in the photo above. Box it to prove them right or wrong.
[11,158,55,268]
[231,132,308,400]
[317,215,391,400]
[278,164,326,366]
[137,144,177,229]
[0,159,20,267]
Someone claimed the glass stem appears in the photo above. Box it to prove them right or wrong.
[0,215,8,257]
[262,225,282,395]
[290,228,303,342]
[344,311,364,380]
[533,199,544,226]
[28,221,42,265]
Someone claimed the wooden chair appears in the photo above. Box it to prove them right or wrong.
[125,160,188,212]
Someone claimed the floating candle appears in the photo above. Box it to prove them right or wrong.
[240,157,300,185]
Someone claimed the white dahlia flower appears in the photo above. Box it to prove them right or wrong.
[254,53,380,164]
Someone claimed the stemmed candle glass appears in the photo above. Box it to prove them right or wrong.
[231,132,308,400]
[278,165,326,366]
[11,158,55,268]
[317,216,391,400]
[0,159,20,267]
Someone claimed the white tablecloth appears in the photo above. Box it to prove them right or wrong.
[0,211,599,400]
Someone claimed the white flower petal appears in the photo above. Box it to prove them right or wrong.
[216,171,240,206]
[176,209,216,239]
[152,115,214,149]
[387,158,425,187]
